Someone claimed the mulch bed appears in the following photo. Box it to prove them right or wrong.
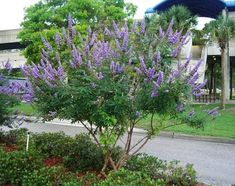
[43,156,64,167]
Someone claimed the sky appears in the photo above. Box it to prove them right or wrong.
[0,0,212,30]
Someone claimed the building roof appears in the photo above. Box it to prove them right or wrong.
[145,0,235,18]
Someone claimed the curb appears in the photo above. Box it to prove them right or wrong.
[157,131,235,145]
[21,116,235,145]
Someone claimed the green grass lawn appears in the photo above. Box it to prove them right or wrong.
[14,102,235,139]
[138,104,235,139]
[13,102,36,116]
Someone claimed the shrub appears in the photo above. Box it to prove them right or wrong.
[64,133,104,172]
[22,166,80,186]
[21,15,217,172]
[80,172,100,186]
[0,150,42,185]
[164,160,197,186]
[124,153,167,178]
[125,154,197,186]
[99,168,164,186]
[32,132,74,157]
[0,128,28,146]
[0,62,21,127]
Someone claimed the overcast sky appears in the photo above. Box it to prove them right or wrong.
[0,0,211,30]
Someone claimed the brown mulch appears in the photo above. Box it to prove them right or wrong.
[1,144,18,153]
[43,156,64,167]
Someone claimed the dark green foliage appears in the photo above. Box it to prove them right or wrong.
[22,166,80,186]
[0,128,29,150]
[0,130,198,185]
[64,133,104,172]
[19,0,137,63]
[99,168,163,186]
[80,172,100,186]
[124,153,167,178]
[125,154,197,186]
[164,161,197,186]
[0,94,19,127]
[0,150,43,185]
[32,132,74,157]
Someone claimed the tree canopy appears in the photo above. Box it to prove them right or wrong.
[18,0,137,64]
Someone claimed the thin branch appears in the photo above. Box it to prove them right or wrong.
[150,113,154,133]
[129,135,148,152]
[161,122,185,130]
[131,137,149,155]
[81,121,101,147]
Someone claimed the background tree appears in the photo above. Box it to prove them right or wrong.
[18,0,137,64]
[146,5,197,35]
[0,62,20,127]
[204,14,235,109]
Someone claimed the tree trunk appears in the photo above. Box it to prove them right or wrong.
[221,48,229,109]
[230,62,233,100]
[209,62,214,95]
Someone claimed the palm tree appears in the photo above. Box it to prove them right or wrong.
[204,14,235,109]
[146,5,198,35]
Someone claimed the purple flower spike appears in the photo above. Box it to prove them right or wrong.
[177,103,184,112]
[68,14,75,38]
[188,73,199,85]
[22,91,34,103]
[188,110,195,118]
[55,32,61,47]
[122,30,129,51]
[190,60,202,77]
[135,67,142,75]
[140,57,147,71]
[207,107,219,117]
[132,21,137,33]
[48,111,57,117]
[147,68,155,79]
[171,46,180,58]
[41,36,53,51]
[159,26,165,39]
[140,20,145,34]
[157,51,161,65]
[157,71,164,86]
[166,19,174,36]
[113,21,120,37]
[97,72,104,80]
[90,33,97,46]
[3,60,12,72]
[104,27,112,36]
[151,90,158,98]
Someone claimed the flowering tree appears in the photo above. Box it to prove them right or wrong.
[20,17,218,172]
[0,61,21,127]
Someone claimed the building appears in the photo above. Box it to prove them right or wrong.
[0,29,25,69]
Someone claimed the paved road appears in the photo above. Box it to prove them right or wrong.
[17,121,235,186]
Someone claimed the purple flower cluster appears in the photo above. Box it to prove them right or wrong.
[68,14,76,39]
[41,36,53,51]
[177,103,185,112]
[21,51,65,88]
[70,45,83,68]
[110,61,125,75]
[207,107,219,117]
